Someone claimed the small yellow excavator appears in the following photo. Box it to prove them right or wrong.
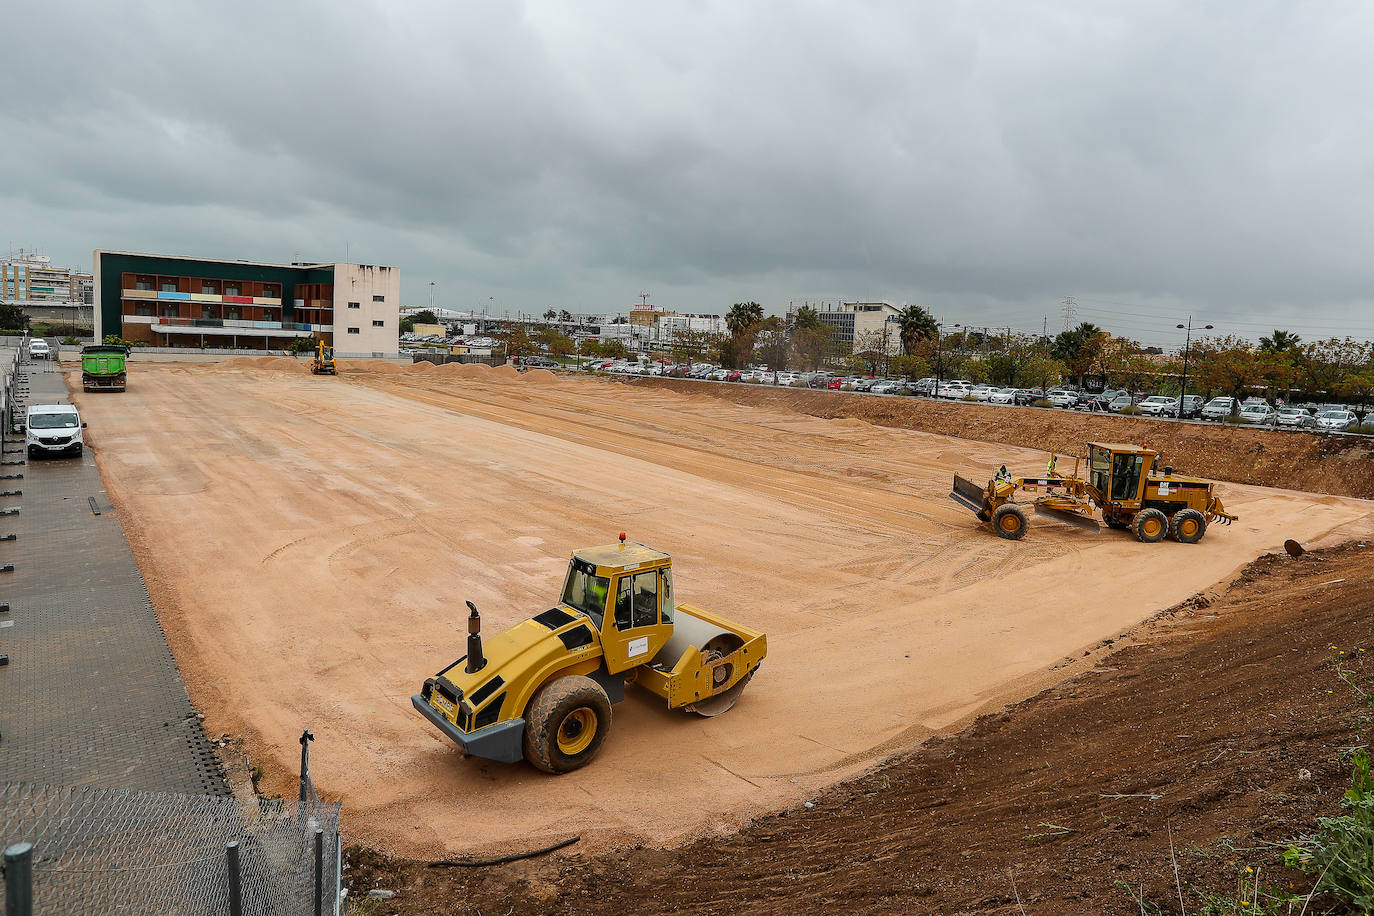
[951,441,1237,543]
[309,341,336,375]
[413,535,767,773]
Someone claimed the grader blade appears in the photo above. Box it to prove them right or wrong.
[1033,502,1101,532]
[950,474,990,515]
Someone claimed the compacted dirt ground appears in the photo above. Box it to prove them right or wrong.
[345,541,1374,915]
[68,361,1372,870]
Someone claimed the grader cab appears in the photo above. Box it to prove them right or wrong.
[951,442,1237,543]
[412,536,766,773]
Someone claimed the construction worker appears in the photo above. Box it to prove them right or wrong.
[1047,454,1058,478]
[994,465,1012,485]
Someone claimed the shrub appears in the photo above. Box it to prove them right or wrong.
[1352,424,1374,435]
[788,380,806,388]
[1284,749,1374,908]
[61,336,80,346]
[1119,405,1143,416]
[962,394,979,401]
[743,377,761,384]
[1221,414,1250,424]
[1032,398,1053,408]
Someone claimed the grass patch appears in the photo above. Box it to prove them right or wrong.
[1032,398,1053,408]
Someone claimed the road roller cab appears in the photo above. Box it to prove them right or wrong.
[412,535,767,773]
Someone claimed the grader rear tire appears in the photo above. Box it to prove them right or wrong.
[1133,508,1168,543]
[991,504,1029,540]
[1170,508,1207,544]
[523,675,612,773]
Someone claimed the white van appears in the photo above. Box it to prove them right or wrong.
[25,404,85,457]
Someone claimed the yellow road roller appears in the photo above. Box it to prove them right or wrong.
[412,535,767,772]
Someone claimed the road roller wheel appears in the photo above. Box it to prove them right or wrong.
[1170,508,1207,544]
[1133,508,1168,543]
[523,675,612,773]
[991,504,1028,540]
[689,633,754,717]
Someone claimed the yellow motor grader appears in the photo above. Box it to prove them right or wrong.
[951,441,1237,543]
[412,536,767,773]
[309,341,336,375]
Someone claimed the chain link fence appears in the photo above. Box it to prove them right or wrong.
[3,733,341,916]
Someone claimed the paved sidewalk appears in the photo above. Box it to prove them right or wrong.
[1,354,227,795]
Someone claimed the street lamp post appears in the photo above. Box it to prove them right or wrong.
[1176,317,1213,418]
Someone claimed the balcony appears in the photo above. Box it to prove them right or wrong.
[147,317,315,339]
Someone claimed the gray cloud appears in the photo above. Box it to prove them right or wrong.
[5,1,1374,348]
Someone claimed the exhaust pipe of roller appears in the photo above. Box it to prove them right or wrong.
[465,600,486,674]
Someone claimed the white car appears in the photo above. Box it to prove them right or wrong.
[970,385,996,401]
[939,381,972,399]
[775,372,799,386]
[1047,389,1078,408]
[1315,408,1357,432]
[1239,403,1276,425]
[869,379,902,394]
[1137,396,1176,416]
[1276,407,1316,429]
[1201,397,1238,421]
[988,387,1018,404]
[708,368,730,381]
[26,404,84,457]
[28,339,50,360]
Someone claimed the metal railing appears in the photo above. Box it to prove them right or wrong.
[2,732,341,916]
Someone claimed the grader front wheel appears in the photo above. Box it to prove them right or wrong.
[991,504,1029,540]
[523,676,612,773]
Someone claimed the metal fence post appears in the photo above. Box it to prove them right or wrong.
[299,728,314,803]
[226,841,243,916]
[5,842,34,916]
[313,827,324,916]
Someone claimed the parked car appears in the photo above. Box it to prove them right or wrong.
[1012,389,1036,406]
[1172,395,1204,419]
[969,385,995,401]
[25,404,85,457]
[518,355,558,369]
[1047,389,1078,408]
[1239,403,1277,425]
[1315,408,1358,432]
[775,372,800,386]
[1275,407,1316,429]
[939,380,973,399]
[1137,396,1175,416]
[1107,394,1134,412]
[870,379,903,394]
[708,368,731,381]
[908,377,937,397]
[27,339,50,360]
[853,377,879,392]
[1201,397,1238,421]
[988,387,1018,405]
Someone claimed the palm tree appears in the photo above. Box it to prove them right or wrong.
[1259,329,1302,352]
[791,305,823,332]
[726,301,764,336]
[896,305,938,355]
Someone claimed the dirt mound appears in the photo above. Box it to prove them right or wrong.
[263,357,308,373]
[626,378,1374,499]
[336,359,404,374]
[404,360,435,373]
[217,357,261,370]
[430,362,494,378]
[521,369,557,384]
[490,364,519,379]
[349,542,1374,914]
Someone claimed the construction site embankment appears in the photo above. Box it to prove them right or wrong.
[624,377,1374,500]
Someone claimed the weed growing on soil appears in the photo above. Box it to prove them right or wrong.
[1282,749,1374,910]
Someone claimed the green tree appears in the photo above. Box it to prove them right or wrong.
[493,321,538,357]
[535,326,575,356]
[790,308,837,370]
[1194,336,1266,411]
[754,316,790,369]
[0,302,27,331]
[723,301,765,368]
[410,310,437,325]
[1052,322,1105,386]
[399,317,415,334]
[559,309,573,322]
[1259,329,1302,353]
[896,304,938,355]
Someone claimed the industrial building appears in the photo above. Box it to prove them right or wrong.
[798,300,902,353]
[93,251,399,355]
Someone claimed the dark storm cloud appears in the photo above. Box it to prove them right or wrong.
[4,1,1374,345]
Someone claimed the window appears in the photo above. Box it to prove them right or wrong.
[561,562,609,622]
[135,305,155,317]
[262,284,279,297]
[346,327,360,334]
[347,301,360,309]
[135,279,153,291]
[225,285,239,296]
[201,307,216,319]
[200,283,217,294]
[161,281,177,292]
[372,294,385,302]
[372,320,384,327]
[226,310,240,321]
[614,572,658,629]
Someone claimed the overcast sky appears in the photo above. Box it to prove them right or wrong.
[4,1,1374,348]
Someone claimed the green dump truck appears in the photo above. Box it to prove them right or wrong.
[81,344,130,392]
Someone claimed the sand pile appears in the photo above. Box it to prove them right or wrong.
[217,357,261,370]
[521,369,557,384]
[490,364,519,379]
[405,360,436,373]
[431,363,494,379]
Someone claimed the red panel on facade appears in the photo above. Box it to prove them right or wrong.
[223,295,253,304]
